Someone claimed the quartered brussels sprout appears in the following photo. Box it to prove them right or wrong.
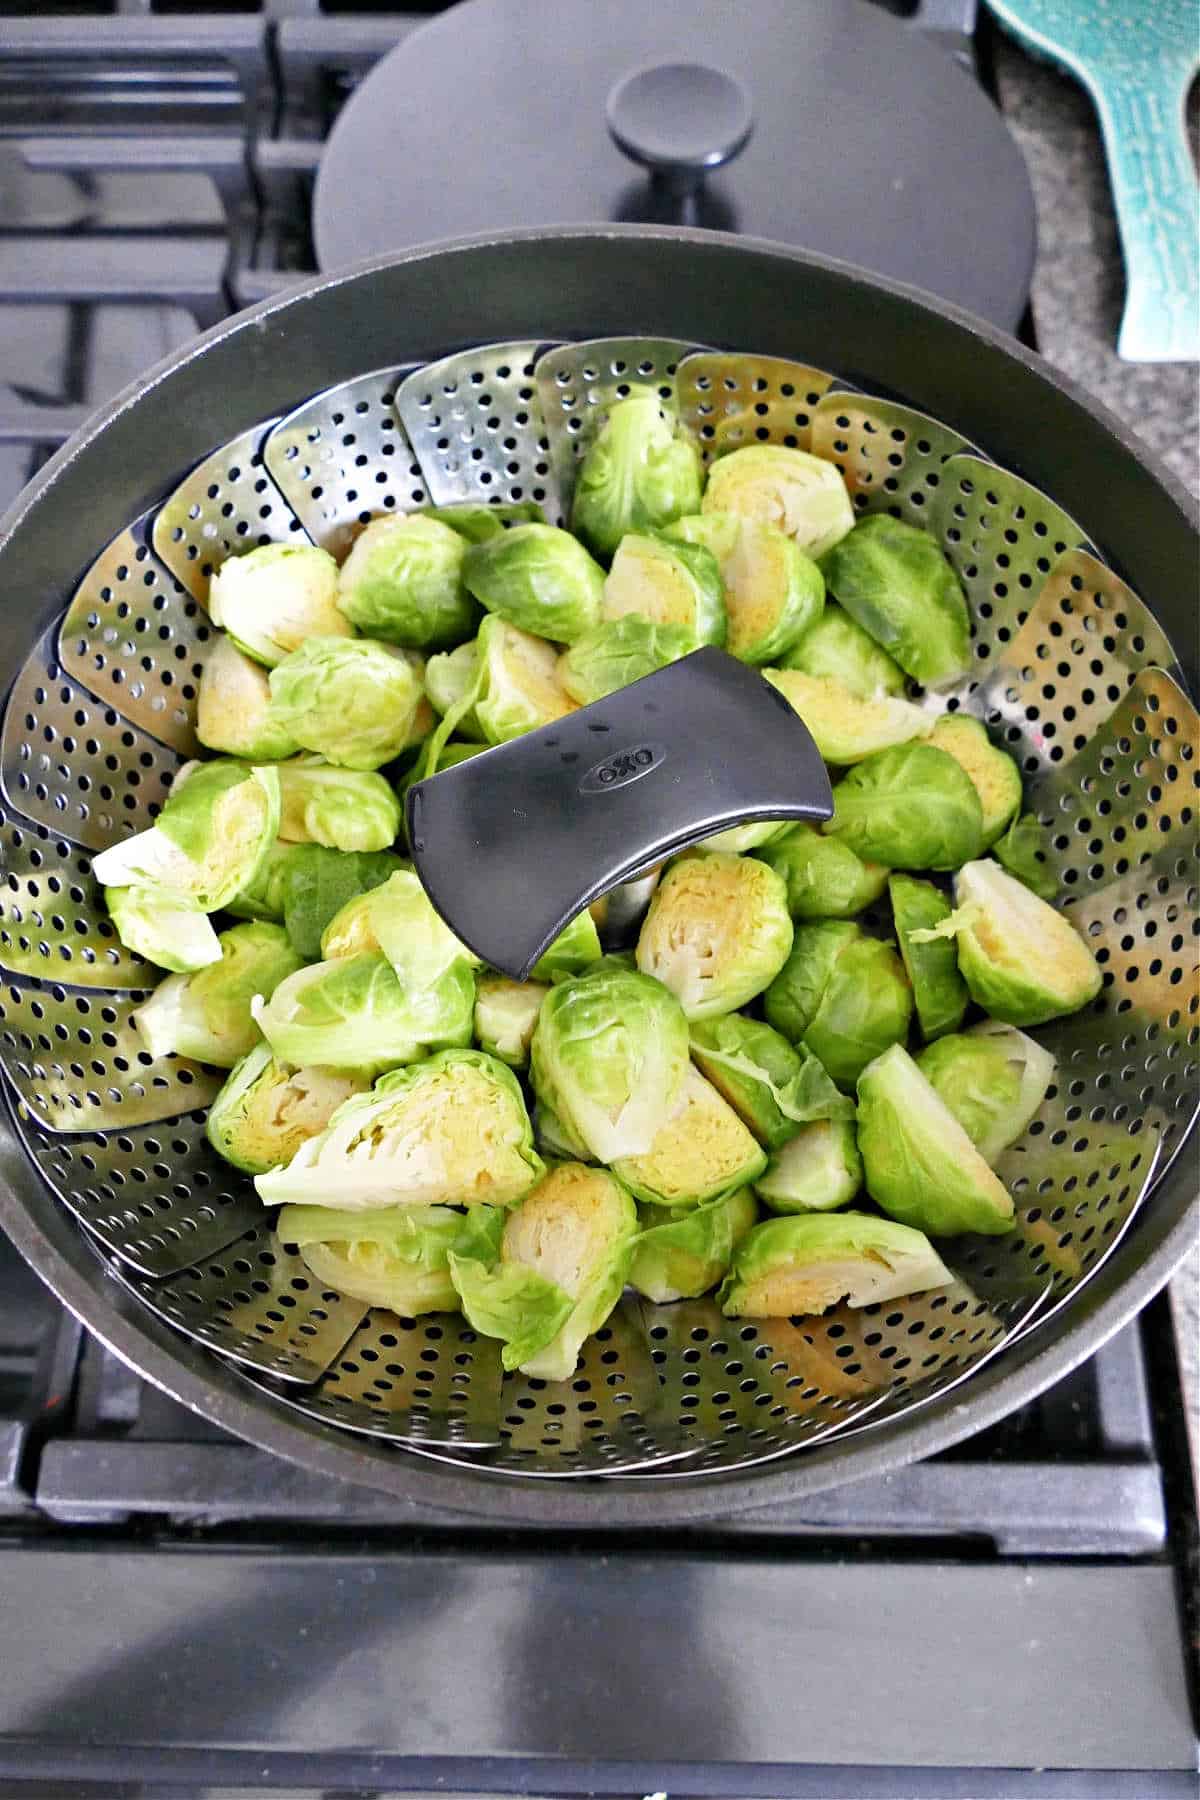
[105,884,221,974]
[703,445,855,561]
[463,523,605,643]
[423,640,487,738]
[764,920,913,1088]
[281,1201,503,1316]
[857,1043,1015,1235]
[253,950,474,1077]
[779,601,907,698]
[763,668,932,764]
[600,531,725,646]
[335,513,478,649]
[276,758,402,853]
[570,390,703,560]
[929,716,1022,846]
[993,811,1057,900]
[823,742,984,870]
[556,615,697,705]
[916,1021,1055,1166]
[419,500,546,543]
[612,1065,766,1207]
[636,851,793,1019]
[276,845,405,959]
[196,634,300,762]
[665,511,823,664]
[629,1186,758,1304]
[226,839,304,922]
[689,1013,853,1150]
[474,975,550,1068]
[268,637,432,771]
[208,543,349,667]
[912,858,1102,1026]
[530,963,690,1162]
[819,514,971,688]
[450,1162,638,1379]
[257,1048,544,1211]
[889,873,969,1042]
[206,1043,369,1174]
[93,760,280,913]
[135,921,303,1068]
[756,1118,863,1215]
[759,823,889,920]
[719,1212,953,1318]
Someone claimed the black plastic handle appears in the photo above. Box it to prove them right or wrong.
[606,61,754,197]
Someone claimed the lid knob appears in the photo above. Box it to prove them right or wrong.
[606,61,754,195]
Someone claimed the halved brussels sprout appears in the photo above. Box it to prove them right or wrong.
[759,823,889,920]
[105,884,221,974]
[276,758,402,854]
[763,669,932,764]
[206,1043,369,1174]
[857,1043,1015,1235]
[419,501,546,543]
[319,888,381,960]
[416,616,579,776]
[822,743,984,870]
[601,532,725,646]
[570,390,703,561]
[357,868,481,990]
[780,601,907,697]
[665,511,823,663]
[208,543,349,668]
[703,445,855,560]
[196,634,300,761]
[462,523,605,643]
[135,921,303,1068]
[756,1118,863,1215]
[636,851,793,1020]
[530,963,690,1162]
[556,615,697,705]
[474,975,550,1068]
[719,1211,952,1317]
[819,514,970,688]
[534,1098,592,1163]
[992,811,1057,900]
[423,640,487,739]
[281,1201,503,1316]
[612,1065,766,1207]
[912,858,1102,1026]
[529,908,603,983]
[92,760,280,913]
[929,716,1022,846]
[689,1013,853,1150]
[916,1021,1056,1166]
[277,846,406,960]
[764,921,913,1088]
[629,1186,758,1304]
[268,638,432,771]
[226,839,304,923]
[253,951,473,1077]
[700,820,793,855]
[257,1048,543,1211]
[888,873,969,1043]
[335,513,478,649]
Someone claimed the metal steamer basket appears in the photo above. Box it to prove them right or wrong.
[0,229,1195,1521]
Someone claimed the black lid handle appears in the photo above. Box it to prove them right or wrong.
[605,61,754,198]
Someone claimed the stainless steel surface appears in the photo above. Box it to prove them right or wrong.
[536,334,693,513]
[679,350,837,464]
[152,417,301,605]
[810,391,978,525]
[396,340,561,517]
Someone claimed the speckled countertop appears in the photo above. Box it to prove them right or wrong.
[990,33,1199,1474]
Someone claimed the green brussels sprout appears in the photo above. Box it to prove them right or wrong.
[779,601,907,697]
[419,500,546,543]
[276,757,402,853]
[759,823,889,920]
[689,1013,854,1150]
[764,921,913,1088]
[474,974,550,1068]
[208,543,349,667]
[636,851,794,1019]
[570,390,703,561]
[319,888,381,960]
[105,884,221,974]
[700,820,793,855]
[253,950,473,1077]
[226,839,306,922]
[196,634,300,761]
[257,1048,544,1211]
[134,921,303,1068]
[819,514,971,688]
[530,963,690,1162]
[335,513,478,649]
[612,1065,766,1207]
[911,857,1102,1026]
[629,1186,758,1304]
[719,1211,952,1317]
[993,811,1057,900]
[277,846,406,960]
[353,868,481,990]
[916,1021,1056,1165]
[703,445,855,560]
[665,511,823,663]
[929,716,1022,846]
[416,616,579,776]
[462,523,605,643]
[91,760,280,913]
[268,638,432,771]
[280,1200,503,1316]
[530,908,603,983]
[822,743,984,870]
[556,615,697,705]
[601,532,725,646]
[534,1098,592,1163]
[856,1043,1016,1234]
[206,1043,369,1174]
[763,668,932,764]
[450,1162,638,1379]
[756,1118,863,1215]
[423,640,487,739]
[888,873,969,1042]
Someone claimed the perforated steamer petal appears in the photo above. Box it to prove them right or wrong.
[0,243,1194,1492]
